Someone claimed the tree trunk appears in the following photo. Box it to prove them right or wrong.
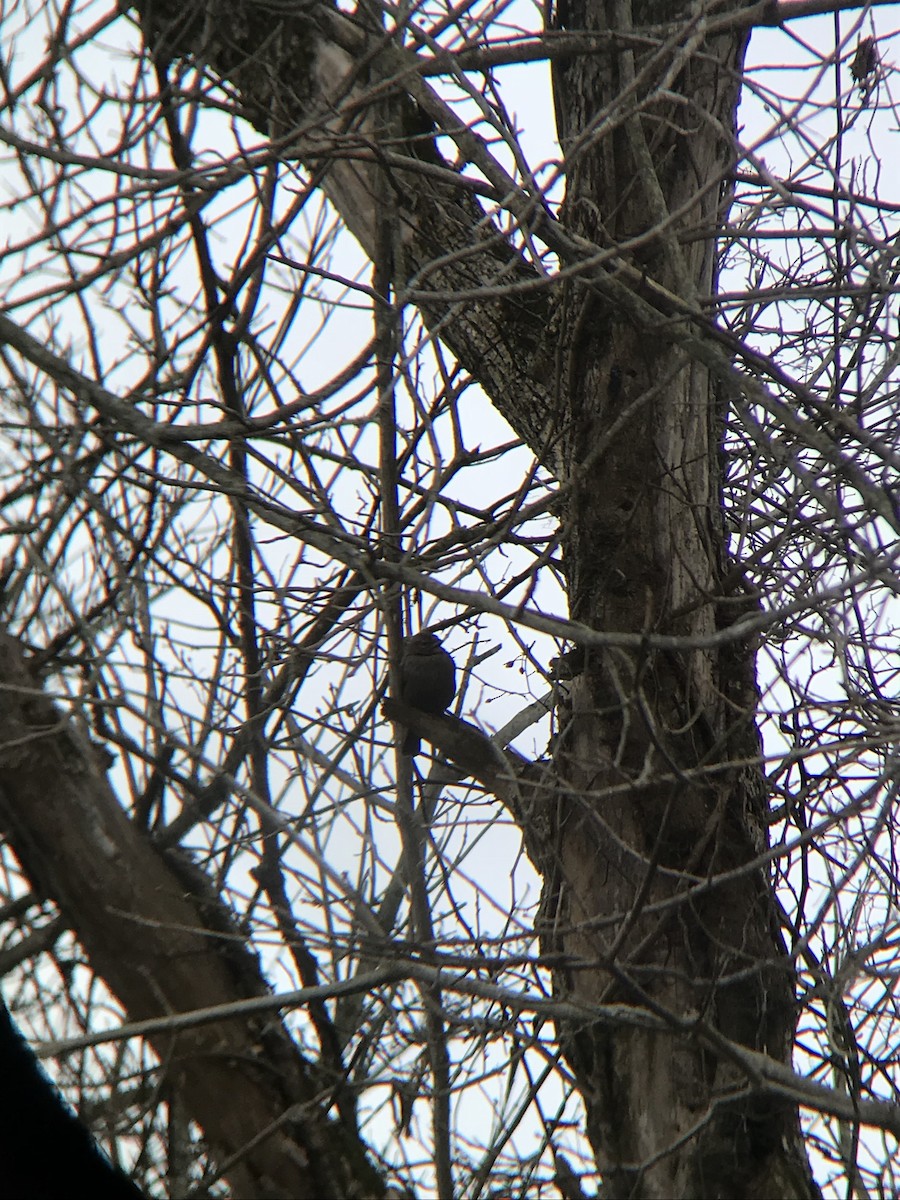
[0,635,384,1200]
[545,2,817,1195]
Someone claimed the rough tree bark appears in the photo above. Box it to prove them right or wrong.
[546,4,816,1196]
[0,0,828,1195]
[0,636,384,1200]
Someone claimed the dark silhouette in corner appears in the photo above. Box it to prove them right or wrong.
[0,998,144,1199]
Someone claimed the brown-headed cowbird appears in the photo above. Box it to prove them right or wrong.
[399,631,456,755]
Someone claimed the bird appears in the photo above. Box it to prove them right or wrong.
[399,631,456,756]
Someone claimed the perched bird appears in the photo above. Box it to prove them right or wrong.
[399,631,456,755]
